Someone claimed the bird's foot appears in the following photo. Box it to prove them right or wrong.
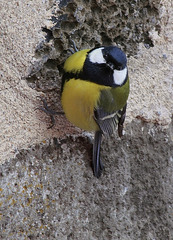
[36,96,64,129]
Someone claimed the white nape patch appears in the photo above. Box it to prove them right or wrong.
[89,47,105,64]
[113,67,127,85]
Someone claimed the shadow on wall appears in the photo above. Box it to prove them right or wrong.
[0,120,173,239]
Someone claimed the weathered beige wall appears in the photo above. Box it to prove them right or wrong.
[0,0,173,239]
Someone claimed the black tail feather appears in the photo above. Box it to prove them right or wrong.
[93,131,104,178]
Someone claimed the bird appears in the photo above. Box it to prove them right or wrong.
[61,45,129,178]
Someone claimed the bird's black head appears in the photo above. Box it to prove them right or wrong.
[83,46,128,87]
[102,46,127,70]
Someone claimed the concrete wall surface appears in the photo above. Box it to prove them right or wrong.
[0,0,173,239]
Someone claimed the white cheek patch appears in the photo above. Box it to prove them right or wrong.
[113,67,127,86]
[89,47,105,64]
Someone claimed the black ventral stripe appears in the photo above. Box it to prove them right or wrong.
[61,70,85,93]
[63,71,83,81]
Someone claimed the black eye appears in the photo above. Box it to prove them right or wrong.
[116,65,123,70]
[103,53,108,59]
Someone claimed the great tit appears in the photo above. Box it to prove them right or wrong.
[61,46,129,178]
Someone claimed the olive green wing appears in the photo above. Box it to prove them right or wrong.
[94,89,127,136]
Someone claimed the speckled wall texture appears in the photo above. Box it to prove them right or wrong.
[0,0,173,239]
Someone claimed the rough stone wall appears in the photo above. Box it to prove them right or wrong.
[1,122,173,239]
[0,0,173,239]
[26,0,164,90]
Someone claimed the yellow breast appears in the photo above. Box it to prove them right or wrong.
[61,78,110,131]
